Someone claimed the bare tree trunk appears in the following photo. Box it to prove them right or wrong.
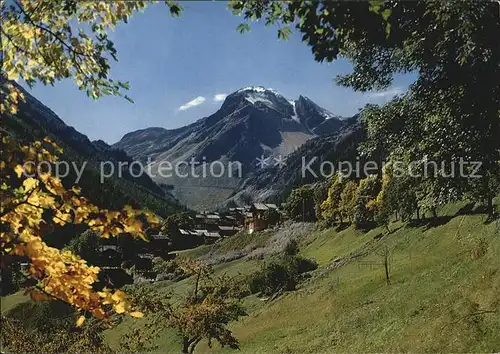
[182,337,189,354]
[0,255,14,296]
[487,195,494,218]
[383,246,391,286]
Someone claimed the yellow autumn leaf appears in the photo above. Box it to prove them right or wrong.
[76,315,85,327]
[111,290,126,302]
[14,165,24,177]
[115,302,126,314]
[130,311,144,318]
[23,178,39,191]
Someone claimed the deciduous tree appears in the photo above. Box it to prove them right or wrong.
[129,260,246,354]
[1,0,183,323]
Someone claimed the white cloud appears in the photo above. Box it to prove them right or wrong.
[213,93,227,102]
[367,87,404,99]
[178,96,206,111]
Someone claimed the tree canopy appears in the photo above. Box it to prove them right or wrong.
[1,0,182,325]
[232,0,500,216]
[1,0,182,113]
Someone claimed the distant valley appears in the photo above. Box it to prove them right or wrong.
[8,83,361,212]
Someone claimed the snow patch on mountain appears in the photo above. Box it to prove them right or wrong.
[244,93,274,106]
[289,100,299,122]
[319,108,338,120]
[237,86,267,93]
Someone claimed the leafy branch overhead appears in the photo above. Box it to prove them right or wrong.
[0,0,186,327]
[230,0,500,217]
[0,0,183,111]
[0,136,158,324]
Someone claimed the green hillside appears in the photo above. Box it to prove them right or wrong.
[2,201,499,353]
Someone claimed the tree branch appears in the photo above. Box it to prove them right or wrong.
[13,0,88,57]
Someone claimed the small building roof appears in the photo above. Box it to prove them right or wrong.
[264,203,279,209]
[150,234,170,240]
[179,229,199,236]
[98,245,122,252]
[205,214,221,219]
[218,225,237,231]
[204,231,221,238]
[253,203,269,211]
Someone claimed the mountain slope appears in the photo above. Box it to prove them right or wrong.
[2,82,182,217]
[225,116,363,206]
[114,86,350,209]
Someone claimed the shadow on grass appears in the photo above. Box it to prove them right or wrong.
[335,223,350,232]
[457,202,476,215]
[423,216,454,230]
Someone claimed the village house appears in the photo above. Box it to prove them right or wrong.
[227,207,247,227]
[149,234,172,258]
[218,225,242,237]
[97,245,123,268]
[245,203,280,233]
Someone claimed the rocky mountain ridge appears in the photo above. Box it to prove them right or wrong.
[113,86,352,209]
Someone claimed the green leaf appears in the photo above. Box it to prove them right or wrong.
[236,23,251,34]
[382,9,392,21]
[385,23,391,38]
[169,4,183,17]
[368,0,385,14]
[278,27,292,41]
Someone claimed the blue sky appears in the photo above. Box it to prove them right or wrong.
[23,1,416,144]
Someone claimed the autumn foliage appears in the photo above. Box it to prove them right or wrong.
[0,135,155,323]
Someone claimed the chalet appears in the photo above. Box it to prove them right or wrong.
[218,225,242,237]
[195,213,221,229]
[169,229,203,250]
[227,207,250,225]
[203,231,221,244]
[135,253,154,270]
[149,234,172,258]
[245,203,280,233]
[97,245,122,267]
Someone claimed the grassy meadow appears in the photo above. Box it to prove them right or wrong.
[2,201,499,353]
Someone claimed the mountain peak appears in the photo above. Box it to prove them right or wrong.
[236,86,280,95]
[222,86,293,116]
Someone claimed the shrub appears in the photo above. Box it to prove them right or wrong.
[151,258,187,282]
[66,229,100,265]
[283,186,316,222]
[284,239,299,256]
[1,301,112,354]
[262,208,281,227]
[247,255,318,296]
